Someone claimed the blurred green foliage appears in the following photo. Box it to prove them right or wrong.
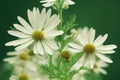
[0,0,119,80]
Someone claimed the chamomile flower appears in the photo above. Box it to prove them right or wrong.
[40,0,75,9]
[10,72,48,80]
[5,8,63,55]
[92,60,108,75]
[68,27,117,68]
[4,49,37,72]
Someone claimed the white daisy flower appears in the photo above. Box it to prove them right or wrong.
[40,0,75,9]
[5,8,63,55]
[10,72,49,80]
[4,49,37,72]
[68,27,117,68]
[93,60,108,75]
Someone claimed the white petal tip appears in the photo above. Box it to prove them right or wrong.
[39,52,44,55]
[48,53,53,55]
[105,34,108,37]
[113,45,117,49]
[15,47,22,51]
[17,16,21,19]
[5,42,12,46]
[109,61,113,63]
[5,43,8,46]
[106,59,113,63]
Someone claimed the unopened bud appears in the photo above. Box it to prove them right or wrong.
[61,50,71,60]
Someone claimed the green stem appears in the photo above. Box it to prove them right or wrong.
[58,8,63,30]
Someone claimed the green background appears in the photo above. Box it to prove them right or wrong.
[0,0,119,80]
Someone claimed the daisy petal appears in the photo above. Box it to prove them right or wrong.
[68,0,75,4]
[42,2,54,7]
[32,7,38,29]
[6,51,19,56]
[97,50,115,54]
[38,8,46,30]
[33,42,39,54]
[13,24,31,34]
[81,27,89,43]
[43,15,60,32]
[99,68,107,75]
[37,41,44,55]
[44,9,51,28]
[44,40,58,49]
[82,54,89,67]
[97,45,117,50]
[5,38,32,46]
[78,35,86,46]
[95,53,113,63]
[15,40,34,50]
[44,30,63,38]
[98,60,108,67]
[42,41,53,55]
[89,54,95,68]
[44,14,57,28]
[93,35,102,45]
[8,30,30,38]
[46,9,51,21]
[68,42,82,50]
[17,16,33,32]
[68,48,81,53]
[94,34,108,47]
[4,57,16,64]
[28,9,35,29]
[40,0,56,7]
[89,28,95,43]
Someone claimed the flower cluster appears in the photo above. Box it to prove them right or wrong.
[4,0,117,80]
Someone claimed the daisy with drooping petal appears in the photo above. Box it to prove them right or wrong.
[68,27,117,68]
[40,0,75,9]
[5,8,63,55]
[92,60,108,75]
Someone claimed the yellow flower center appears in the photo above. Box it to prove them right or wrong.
[28,50,34,56]
[84,44,96,54]
[19,73,29,80]
[93,64,98,69]
[32,30,44,40]
[63,5,69,9]
[19,53,29,61]
[61,50,71,60]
